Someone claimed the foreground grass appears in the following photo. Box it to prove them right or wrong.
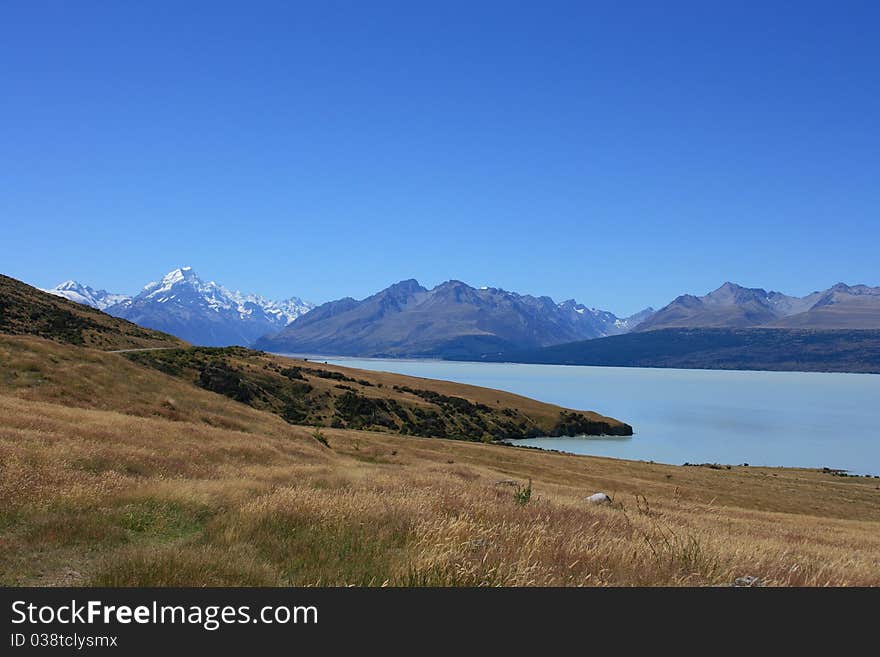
[2,389,879,587]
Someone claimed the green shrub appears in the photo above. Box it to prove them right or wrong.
[513,479,532,506]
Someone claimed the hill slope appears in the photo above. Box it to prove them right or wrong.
[123,345,631,439]
[0,335,631,439]
[0,274,185,350]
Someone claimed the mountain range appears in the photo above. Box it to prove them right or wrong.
[483,281,880,373]
[44,268,314,347]
[42,280,131,310]
[635,282,880,332]
[253,279,653,357]
[33,272,880,369]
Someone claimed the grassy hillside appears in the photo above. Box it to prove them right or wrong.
[0,274,185,350]
[121,344,631,439]
[0,336,630,440]
[0,336,319,430]
[0,322,880,586]
[2,334,880,586]
[485,327,880,374]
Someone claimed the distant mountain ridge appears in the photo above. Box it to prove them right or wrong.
[636,282,880,332]
[42,281,131,310]
[477,280,880,374]
[36,273,879,359]
[255,279,653,358]
[481,327,880,374]
[43,268,314,347]
[766,283,880,329]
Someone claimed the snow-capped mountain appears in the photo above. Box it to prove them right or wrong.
[41,281,131,310]
[104,267,314,346]
[41,267,313,347]
[223,289,312,327]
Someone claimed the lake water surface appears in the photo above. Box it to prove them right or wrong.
[313,358,880,476]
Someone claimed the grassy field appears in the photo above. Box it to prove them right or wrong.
[2,335,879,586]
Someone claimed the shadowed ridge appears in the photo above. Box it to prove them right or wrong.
[0,273,186,350]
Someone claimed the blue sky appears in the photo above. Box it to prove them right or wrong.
[2,1,878,315]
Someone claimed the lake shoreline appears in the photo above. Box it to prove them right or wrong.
[320,356,880,477]
[498,438,880,478]
[272,351,880,376]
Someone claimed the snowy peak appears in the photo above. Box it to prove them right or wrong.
[222,288,314,326]
[141,266,204,299]
[41,281,131,310]
[41,268,315,347]
[130,267,314,323]
[160,265,196,286]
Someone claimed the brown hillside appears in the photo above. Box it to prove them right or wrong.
[0,336,630,440]
[0,274,185,350]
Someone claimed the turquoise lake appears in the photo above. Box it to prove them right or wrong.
[307,357,880,476]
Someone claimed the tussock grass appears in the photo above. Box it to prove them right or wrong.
[91,546,280,587]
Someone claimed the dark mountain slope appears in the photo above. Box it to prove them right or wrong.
[256,279,644,357]
[482,327,880,374]
[0,274,185,350]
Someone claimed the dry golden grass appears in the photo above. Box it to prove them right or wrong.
[1,336,879,587]
[0,336,318,432]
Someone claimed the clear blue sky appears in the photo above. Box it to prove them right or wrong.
[2,1,878,316]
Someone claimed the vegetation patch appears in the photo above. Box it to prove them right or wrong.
[90,545,280,587]
[21,509,129,548]
[113,500,214,540]
[334,392,401,430]
[394,385,492,414]
[125,347,630,441]
[550,411,633,437]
